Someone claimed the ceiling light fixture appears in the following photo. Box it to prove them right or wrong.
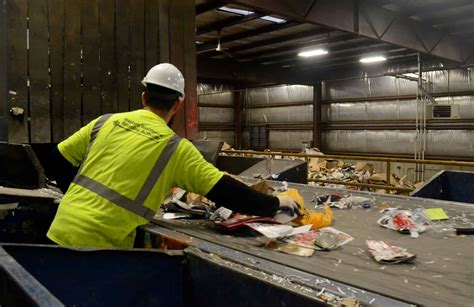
[260,16,286,23]
[218,6,254,16]
[298,49,328,57]
[360,56,386,63]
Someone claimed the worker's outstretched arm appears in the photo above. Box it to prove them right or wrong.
[206,174,279,217]
[172,139,300,218]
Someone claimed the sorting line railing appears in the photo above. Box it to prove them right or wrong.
[220,150,474,193]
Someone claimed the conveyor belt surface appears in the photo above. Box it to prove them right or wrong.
[152,181,474,306]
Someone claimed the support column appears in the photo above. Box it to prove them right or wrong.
[158,0,197,139]
[313,83,322,149]
[234,91,242,149]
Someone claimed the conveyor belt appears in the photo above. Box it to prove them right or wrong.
[150,181,474,306]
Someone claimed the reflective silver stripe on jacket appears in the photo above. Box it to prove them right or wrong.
[73,114,181,220]
[76,113,113,175]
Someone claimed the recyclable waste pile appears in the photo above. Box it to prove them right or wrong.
[305,148,418,195]
[159,180,358,259]
[219,143,419,195]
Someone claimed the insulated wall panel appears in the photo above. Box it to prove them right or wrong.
[425,69,473,93]
[287,85,313,102]
[249,105,313,123]
[269,130,312,150]
[426,130,474,157]
[247,88,268,106]
[197,84,233,94]
[199,107,234,123]
[198,130,235,146]
[323,76,418,100]
[246,85,313,106]
[446,69,473,92]
[322,130,474,157]
[325,96,474,122]
[199,92,233,106]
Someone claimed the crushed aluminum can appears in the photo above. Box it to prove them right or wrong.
[315,232,339,250]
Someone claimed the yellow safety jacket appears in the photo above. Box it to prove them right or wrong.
[47,109,223,248]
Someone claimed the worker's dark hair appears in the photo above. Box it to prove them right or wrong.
[144,84,181,111]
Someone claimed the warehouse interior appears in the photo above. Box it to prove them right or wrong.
[1,0,473,306]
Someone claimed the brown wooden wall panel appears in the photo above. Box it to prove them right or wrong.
[115,0,131,113]
[183,0,198,140]
[82,0,101,124]
[6,0,28,143]
[29,0,51,143]
[63,0,82,138]
[158,0,170,63]
[0,1,8,141]
[99,0,117,114]
[49,0,65,142]
[169,1,186,137]
[145,0,159,71]
[4,0,197,143]
[129,0,145,111]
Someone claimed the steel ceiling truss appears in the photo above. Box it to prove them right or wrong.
[227,0,474,64]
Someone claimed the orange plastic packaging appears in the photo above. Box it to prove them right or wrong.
[295,205,333,230]
[278,188,333,230]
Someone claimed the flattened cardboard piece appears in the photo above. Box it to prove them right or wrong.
[250,180,270,194]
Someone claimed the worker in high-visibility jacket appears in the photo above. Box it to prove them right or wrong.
[47,63,300,249]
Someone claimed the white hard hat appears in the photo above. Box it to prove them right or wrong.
[142,63,185,101]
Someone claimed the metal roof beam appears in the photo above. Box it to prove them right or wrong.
[196,12,265,36]
[198,27,331,57]
[296,48,414,71]
[229,0,474,64]
[234,34,357,60]
[197,20,300,53]
[255,41,385,65]
[196,1,226,15]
